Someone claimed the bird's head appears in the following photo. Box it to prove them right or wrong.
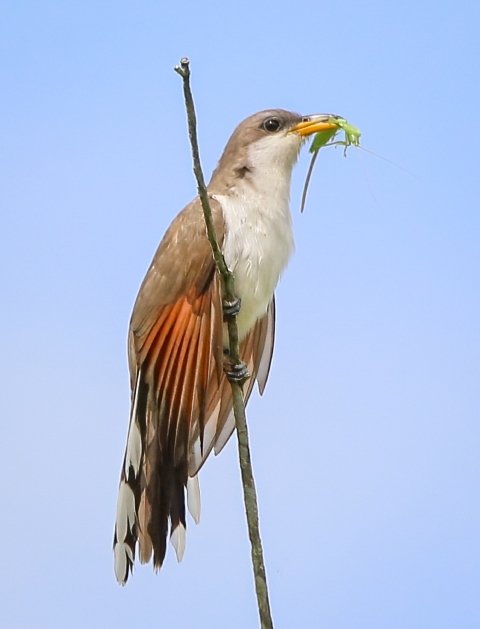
[208,109,338,193]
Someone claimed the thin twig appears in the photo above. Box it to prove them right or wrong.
[174,58,274,629]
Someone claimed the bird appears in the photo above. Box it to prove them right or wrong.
[113,108,338,584]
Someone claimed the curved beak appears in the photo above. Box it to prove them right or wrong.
[290,114,341,137]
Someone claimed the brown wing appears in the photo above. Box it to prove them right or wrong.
[113,197,276,585]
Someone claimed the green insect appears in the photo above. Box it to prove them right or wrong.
[310,117,361,154]
[309,127,338,152]
[301,117,362,212]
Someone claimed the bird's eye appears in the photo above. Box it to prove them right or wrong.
[263,117,281,133]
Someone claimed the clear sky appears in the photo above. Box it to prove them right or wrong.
[1,1,479,628]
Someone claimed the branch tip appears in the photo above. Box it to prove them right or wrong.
[174,58,190,78]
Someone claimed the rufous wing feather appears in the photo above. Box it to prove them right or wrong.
[113,197,276,584]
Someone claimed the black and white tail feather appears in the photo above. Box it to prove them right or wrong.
[113,369,203,585]
[113,299,274,585]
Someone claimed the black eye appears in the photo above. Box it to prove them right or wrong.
[263,117,281,133]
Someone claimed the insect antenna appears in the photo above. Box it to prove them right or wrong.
[354,145,383,210]
[357,146,418,178]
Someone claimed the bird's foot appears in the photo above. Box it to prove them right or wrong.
[224,361,250,385]
[223,297,241,319]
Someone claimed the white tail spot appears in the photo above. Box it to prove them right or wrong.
[114,542,129,585]
[170,523,186,562]
[124,420,142,477]
[187,475,201,524]
[115,482,135,542]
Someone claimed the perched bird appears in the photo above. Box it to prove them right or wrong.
[114,109,337,584]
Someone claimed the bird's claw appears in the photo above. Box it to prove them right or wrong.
[224,361,250,384]
[223,297,241,318]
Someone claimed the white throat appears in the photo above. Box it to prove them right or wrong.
[213,133,301,341]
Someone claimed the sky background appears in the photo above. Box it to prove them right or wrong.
[1,1,479,628]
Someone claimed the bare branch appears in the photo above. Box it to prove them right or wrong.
[175,57,274,629]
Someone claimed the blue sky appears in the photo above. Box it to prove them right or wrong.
[1,1,479,627]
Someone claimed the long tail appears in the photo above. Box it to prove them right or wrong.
[113,372,200,585]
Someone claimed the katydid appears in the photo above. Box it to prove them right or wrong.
[301,116,361,213]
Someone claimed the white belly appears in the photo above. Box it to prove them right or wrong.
[213,193,295,342]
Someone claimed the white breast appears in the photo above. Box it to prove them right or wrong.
[213,136,297,341]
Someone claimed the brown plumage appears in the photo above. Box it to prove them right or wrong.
[114,196,275,583]
[114,108,337,584]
